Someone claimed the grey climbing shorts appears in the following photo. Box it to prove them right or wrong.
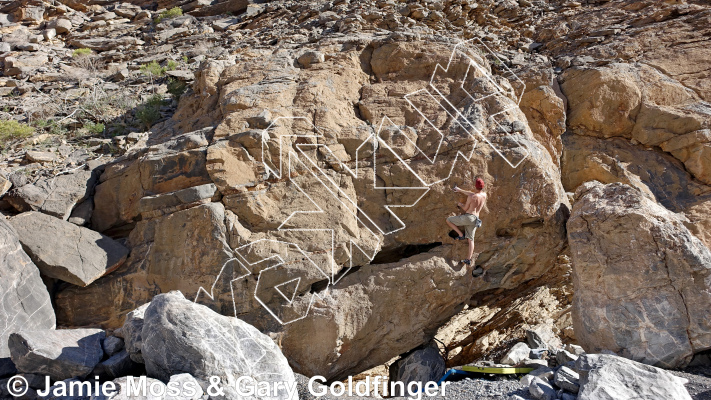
[447,214,482,240]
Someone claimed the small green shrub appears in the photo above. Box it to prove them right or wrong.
[136,94,163,129]
[33,119,67,136]
[140,61,166,77]
[167,78,188,99]
[154,7,183,24]
[84,121,105,135]
[166,60,178,71]
[182,55,189,63]
[0,120,33,146]
[72,48,92,57]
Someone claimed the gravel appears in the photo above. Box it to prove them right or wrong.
[673,366,711,400]
[297,366,711,400]
[423,376,531,400]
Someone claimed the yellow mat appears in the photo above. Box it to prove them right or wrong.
[460,365,535,374]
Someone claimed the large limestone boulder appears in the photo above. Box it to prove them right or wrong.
[560,63,711,185]
[92,130,213,234]
[9,329,105,381]
[561,134,711,250]
[576,353,692,400]
[57,38,570,377]
[278,247,472,380]
[0,217,55,359]
[10,212,129,287]
[568,182,711,368]
[141,291,297,400]
[56,202,233,328]
[5,170,96,220]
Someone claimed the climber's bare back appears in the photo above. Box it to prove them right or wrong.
[463,192,487,216]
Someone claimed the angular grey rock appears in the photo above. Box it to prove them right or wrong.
[0,174,10,198]
[389,341,445,397]
[576,353,692,400]
[116,303,149,364]
[556,349,579,366]
[529,376,557,400]
[50,18,72,34]
[102,336,125,357]
[112,68,130,81]
[68,37,142,51]
[92,350,136,380]
[526,325,562,350]
[568,182,711,368]
[529,348,549,360]
[92,12,116,21]
[565,344,585,356]
[25,151,57,163]
[501,342,531,365]
[0,358,17,377]
[68,199,94,226]
[140,291,297,400]
[528,366,555,381]
[9,329,105,380]
[0,218,55,359]
[554,366,580,393]
[10,212,129,287]
[43,28,56,41]
[165,70,195,81]
[5,170,96,220]
[522,359,549,369]
[297,51,325,68]
[520,374,535,387]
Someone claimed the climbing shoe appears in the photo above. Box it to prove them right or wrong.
[461,259,471,265]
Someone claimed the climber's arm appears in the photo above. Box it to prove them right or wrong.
[455,186,476,196]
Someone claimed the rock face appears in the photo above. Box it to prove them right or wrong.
[140,291,297,400]
[0,217,55,359]
[568,182,711,368]
[576,353,692,400]
[8,329,105,381]
[10,212,129,287]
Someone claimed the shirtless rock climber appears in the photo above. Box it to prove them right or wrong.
[446,177,487,274]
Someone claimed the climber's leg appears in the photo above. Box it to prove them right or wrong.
[467,238,475,261]
[446,215,464,239]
